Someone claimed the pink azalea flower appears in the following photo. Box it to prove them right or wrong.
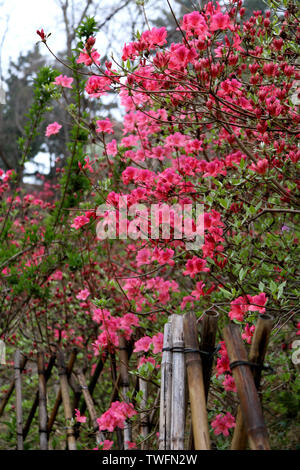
[45,122,62,137]
[98,440,114,450]
[76,288,90,301]
[242,324,256,344]
[53,74,73,88]
[211,412,236,436]
[152,332,164,354]
[75,409,87,423]
[77,48,100,66]
[133,336,152,353]
[96,118,114,134]
[71,215,90,230]
[222,375,237,392]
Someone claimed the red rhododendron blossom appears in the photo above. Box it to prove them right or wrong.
[97,401,137,432]
[75,409,87,423]
[53,74,73,88]
[211,412,236,436]
[242,324,256,344]
[247,293,268,313]
[183,256,210,278]
[222,375,237,392]
[228,296,249,322]
[45,122,62,137]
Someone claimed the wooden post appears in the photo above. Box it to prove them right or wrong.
[76,370,105,446]
[23,354,55,440]
[170,315,185,450]
[14,350,23,450]
[0,355,27,417]
[159,319,172,450]
[231,314,273,450]
[57,350,77,450]
[224,324,270,450]
[200,310,219,400]
[184,312,210,450]
[37,351,48,450]
[119,336,131,449]
[47,348,77,434]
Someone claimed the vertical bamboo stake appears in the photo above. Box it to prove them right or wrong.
[119,336,131,449]
[23,354,55,440]
[159,319,172,450]
[76,370,105,446]
[57,350,77,450]
[14,350,23,450]
[37,351,48,450]
[184,312,210,450]
[200,310,219,400]
[139,377,149,449]
[0,355,27,417]
[231,314,273,450]
[170,315,185,450]
[47,348,77,434]
[224,324,270,450]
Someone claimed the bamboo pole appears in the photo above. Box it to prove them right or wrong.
[37,351,48,450]
[79,353,107,415]
[231,314,273,450]
[23,354,55,440]
[159,319,172,450]
[76,370,105,446]
[200,310,219,400]
[119,336,132,449]
[47,348,77,434]
[139,376,149,449]
[224,324,270,450]
[170,315,185,450]
[0,355,27,417]
[184,312,210,450]
[57,350,77,450]
[14,350,23,450]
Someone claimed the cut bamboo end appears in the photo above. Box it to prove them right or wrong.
[224,324,270,450]
[184,312,210,450]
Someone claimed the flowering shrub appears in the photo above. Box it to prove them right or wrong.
[0,0,299,450]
